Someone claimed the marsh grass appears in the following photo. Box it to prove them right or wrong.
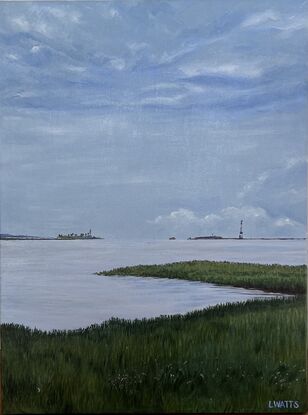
[2,297,306,413]
[98,260,306,294]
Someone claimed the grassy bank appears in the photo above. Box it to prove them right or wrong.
[2,297,306,413]
[98,260,306,294]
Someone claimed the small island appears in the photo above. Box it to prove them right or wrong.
[188,235,223,240]
[57,229,102,240]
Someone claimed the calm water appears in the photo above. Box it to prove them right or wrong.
[1,239,305,330]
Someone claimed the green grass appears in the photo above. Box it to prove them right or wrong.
[2,297,306,413]
[3,261,307,412]
[98,260,306,294]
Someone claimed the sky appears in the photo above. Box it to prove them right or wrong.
[0,0,307,239]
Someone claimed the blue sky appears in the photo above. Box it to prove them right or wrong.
[1,0,307,238]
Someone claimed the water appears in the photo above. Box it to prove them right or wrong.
[1,239,305,331]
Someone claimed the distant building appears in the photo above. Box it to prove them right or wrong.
[57,229,101,240]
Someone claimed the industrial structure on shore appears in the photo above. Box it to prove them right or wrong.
[239,220,244,239]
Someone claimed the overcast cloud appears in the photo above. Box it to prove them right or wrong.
[0,0,307,239]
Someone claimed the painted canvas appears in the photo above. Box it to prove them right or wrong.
[1,0,307,413]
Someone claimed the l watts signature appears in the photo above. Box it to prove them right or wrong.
[268,400,300,409]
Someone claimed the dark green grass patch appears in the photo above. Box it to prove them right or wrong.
[98,260,306,294]
[2,297,306,413]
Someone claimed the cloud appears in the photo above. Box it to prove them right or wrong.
[109,57,126,71]
[141,94,186,106]
[237,172,269,199]
[11,16,31,32]
[1,1,307,114]
[46,7,81,24]
[8,5,81,39]
[279,16,308,32]
[128,42,148,53]
[181,62,264,79]
[11,15,49,35]
[241,10,279,28]
[241,9,308,33]
[157,44,197,65]
[109,8,120,18]
[237,157,307,223]
[275,217,298,227]
[6,53,18,61]
[65,65,87,73]
[0,1,306,238]
[149,205,305,238]
[30,45,42,54]
[101,7,121,19]
[143,82,181,92]
[151,208,199,226]
[286,157,307,169]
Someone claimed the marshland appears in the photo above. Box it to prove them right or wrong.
[2,297,306,413]
[98,260,306,294]
[1,239,307,413]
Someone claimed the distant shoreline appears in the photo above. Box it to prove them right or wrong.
[191,237,307,241]
[0,237,102,240]
[0,236,55,240]
[0,236,306,241]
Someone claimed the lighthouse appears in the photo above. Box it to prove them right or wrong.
[239,220,244,239]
